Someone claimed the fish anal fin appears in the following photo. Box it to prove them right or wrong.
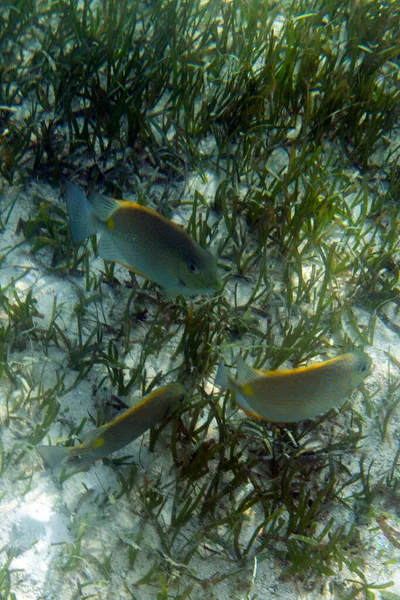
[235,395,275,423]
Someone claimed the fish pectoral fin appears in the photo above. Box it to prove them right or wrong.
[236,356,259,385]
[98,235,149,279]
[98,235,123,262]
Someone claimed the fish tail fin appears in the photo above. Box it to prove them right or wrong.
[65,182,95,242]
[215,360,229,389]
[37,444,73,470]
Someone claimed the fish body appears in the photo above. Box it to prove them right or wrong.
[65,182,222,297]
[216,351,372,423]
[37,383,186,470]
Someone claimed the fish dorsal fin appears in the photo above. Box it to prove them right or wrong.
[236,356,259,384]
[88,191,120,222]
[82,424,107,448]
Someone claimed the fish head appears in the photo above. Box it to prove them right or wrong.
[176,247,222,296]
[347,350,372,386]
[164,382,187,401]
[162,383,187,413]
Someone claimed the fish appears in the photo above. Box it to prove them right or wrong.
[215,350,372,423]
[37,383,186,471]
[65,182,222,298]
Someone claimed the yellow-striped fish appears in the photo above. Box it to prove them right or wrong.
[65,182,222,298]
[216,351,372,423]
[37,383,186,470]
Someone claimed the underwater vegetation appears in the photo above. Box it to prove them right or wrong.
[0,0,400,599]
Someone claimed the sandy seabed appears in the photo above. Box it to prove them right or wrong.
[0,155,399,600]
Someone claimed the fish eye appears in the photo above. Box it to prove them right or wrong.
[360,364,367,373]
[188,261,198,272]
[178,394,185,402]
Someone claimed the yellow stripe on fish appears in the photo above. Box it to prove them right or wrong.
[37,383,186,471]
[65,182,222,298]
[216,351,372,423]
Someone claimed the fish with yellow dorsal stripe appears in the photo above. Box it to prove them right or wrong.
[37,383,186,471]
[215,351,372,423]
[65,182,222,298]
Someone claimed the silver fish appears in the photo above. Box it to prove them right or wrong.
[65,182,222,297]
